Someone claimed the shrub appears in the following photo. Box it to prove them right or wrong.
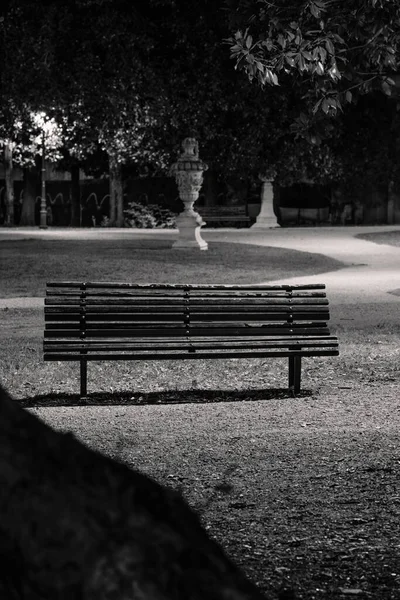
[124,201,177,229]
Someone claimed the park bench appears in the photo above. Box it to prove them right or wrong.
[198,205,250,227]
[43,282,339,398]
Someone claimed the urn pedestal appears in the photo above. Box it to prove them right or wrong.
[170,138,208,250]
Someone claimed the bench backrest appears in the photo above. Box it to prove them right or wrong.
[197,206,248,216]
[44,283,332,340]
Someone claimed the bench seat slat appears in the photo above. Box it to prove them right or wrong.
[45,309,330,322]
[44,324,332,338]
[44,339,337,352]
[46,282,327,291]
[191,298,328,305]
[49,290,326,294]
[45,309,330,320]
[198,218,249,222]
[44,348,339,357]
[46,298,293,306]
[46,290,329,300]
[44,333,336,345]
[48,318,330,330]
[45,297,329,307]
[44,336,337,351]
[189,313,330,321]
[45,301,329,312]
[44,316,330,328]
[44,324,330,336]
[45,349,339,361]
[45,313,188,322]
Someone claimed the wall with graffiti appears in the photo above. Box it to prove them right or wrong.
[0,177,184,226]
[1,175,399,226]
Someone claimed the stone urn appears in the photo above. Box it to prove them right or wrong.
[170,138,208,250]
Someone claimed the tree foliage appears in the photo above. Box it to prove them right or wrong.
[1,0,348,190]
[224,0,400,201]
[226,0,400,116]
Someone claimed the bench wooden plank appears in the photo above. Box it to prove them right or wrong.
[45,349,338,361]
[45,321,332,337]
[45,344,336,356]
[46,282,327,290]
[44,335,337,347]
[44,325,329,340]
[45,310,330,322]
[197,206,248,212]
[202,217,250,223]
[198,205,250,225]
[45,303,329,315]
[46,290,329,299]
[45,297,329,306]
[44,324,332,336]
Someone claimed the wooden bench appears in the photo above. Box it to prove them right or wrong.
[44,282,339,398]
[197,205,250,227]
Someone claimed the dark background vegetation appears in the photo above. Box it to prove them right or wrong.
[1,0,400,227]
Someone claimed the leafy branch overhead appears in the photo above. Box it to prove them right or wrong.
[226,0,400,115]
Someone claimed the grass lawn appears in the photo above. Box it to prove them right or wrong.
[356,229,400,247]
[1,233,400,599]
[0,237,344,297]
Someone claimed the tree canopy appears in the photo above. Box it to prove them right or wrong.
[1,0,399,226]
[0,0,304,189]
[1,0,167,168]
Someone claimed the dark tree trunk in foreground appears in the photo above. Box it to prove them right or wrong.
[0,383,265,600]
[3,142,14,226]
[20,164,39,226]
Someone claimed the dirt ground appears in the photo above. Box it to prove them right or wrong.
[1,304,399,600]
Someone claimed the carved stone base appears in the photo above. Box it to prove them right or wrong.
[172,213,208,250]
[251,216,280,229]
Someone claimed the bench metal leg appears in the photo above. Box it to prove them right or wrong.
[288,355,301,394]
[80,359,87,397]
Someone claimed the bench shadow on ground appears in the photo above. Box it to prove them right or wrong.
[19,388,312,408]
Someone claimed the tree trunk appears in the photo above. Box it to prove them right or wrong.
[387,180,399,224]
[387,102,400,225]
[109,151,124,227]
[4,142,14,226]
[202,170,218,207]
[70,164,81,227]
[0,382,263,600]
[20,166,39,226]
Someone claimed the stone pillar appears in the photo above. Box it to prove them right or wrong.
[170,138,208,250]
[251,177,280,229]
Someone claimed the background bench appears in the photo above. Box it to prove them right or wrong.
[44,282,339,398]
[197,205,250,227]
